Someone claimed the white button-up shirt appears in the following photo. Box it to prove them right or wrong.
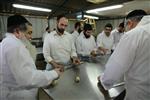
[72,30,80,42]
[97,31,114,54]
[75,32,97,56]
[0,33,58,100]
[100,16,150,100]
[111,29,124,49]
[43,31,77,64]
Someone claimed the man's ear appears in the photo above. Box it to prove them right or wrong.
[14,28,20,38]
[127,20,134,29]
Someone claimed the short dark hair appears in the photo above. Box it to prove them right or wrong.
[105,23,113,29]
[57,15,66,21]
[126,9,147,22]
[75,22,81,29]
[7,22,32,33]
[7,15,31,33]
[83,24,92,31]
[119,22,124,28]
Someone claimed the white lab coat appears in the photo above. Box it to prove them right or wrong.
[0,33,58,100]
[97,31,114,54]
[100,15,150,100]
[42,31,49,42]
[111,28,124,50]
[43,31,77,64]
[22,39,37,61]
[72,30,80,43]
[75,32,97,56]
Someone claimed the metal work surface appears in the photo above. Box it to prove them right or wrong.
[43,56,125,100]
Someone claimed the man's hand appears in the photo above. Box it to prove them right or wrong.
[54,68,63,77]
[90,50,97,57]
[97,75,110,99]
[102,48,109,55]
[98,47,108,55]
[50,61,64,72]
[72,57,80,65]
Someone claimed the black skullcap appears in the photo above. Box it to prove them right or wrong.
[7,15,29,27]
[126,9,147,19]
[84,24,92,30]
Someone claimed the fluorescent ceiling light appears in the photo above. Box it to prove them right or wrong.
[77,15,99,19]
[13,4,51,12]
[86,4,123,13]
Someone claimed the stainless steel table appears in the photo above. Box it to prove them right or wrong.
[43,56,125,100]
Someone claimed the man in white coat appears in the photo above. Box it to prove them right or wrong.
[75,24,97,61]
[72,22,82,42]
[43,15,80,70]
[0,15,62,100]
[97,23,114,55]
[43,15,80,82]
[21,22,37,61]
[98,10,150,100]
[111,22,125,50]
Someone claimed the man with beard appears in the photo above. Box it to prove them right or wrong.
[43,15,81,82]
[72,22,82,42]
[75,24,97,61]
[0,15,62,100]
[97,23,114,55]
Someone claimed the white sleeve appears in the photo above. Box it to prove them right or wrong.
[43,35,53,62]
[97,34,103,47]
[7,45,58,88]
[92,36,97,50]
[75,37,83,55]
[70,35,77,57]
[100,33,138,90]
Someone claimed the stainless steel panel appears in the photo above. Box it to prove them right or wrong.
[43,55,125,100]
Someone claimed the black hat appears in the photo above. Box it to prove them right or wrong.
[126,9,147,19]
[7,15,29,27]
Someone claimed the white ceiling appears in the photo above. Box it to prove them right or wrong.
[87,0,150,17]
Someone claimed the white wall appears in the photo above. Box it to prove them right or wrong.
[0,15,48,40]
[96,18,124,36]
[0,15,125,40]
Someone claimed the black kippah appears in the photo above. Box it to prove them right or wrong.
[126,9,147,19]
[84,24,92,30]
[7,15,29,27]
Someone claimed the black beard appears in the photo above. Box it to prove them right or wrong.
[57,27,64,34]
[84,32,90,38]
[78,28,82,33]
[105,32,110,37]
